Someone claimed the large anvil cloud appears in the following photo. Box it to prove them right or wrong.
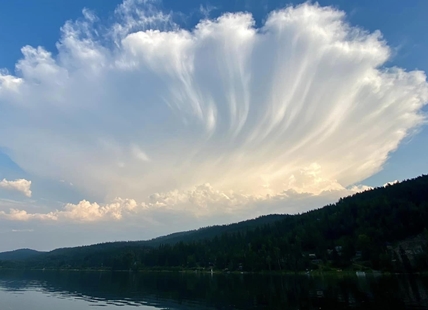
[0,1,427,222]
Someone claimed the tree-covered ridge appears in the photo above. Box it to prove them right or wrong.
[144,214,289,246]
[1,174,428,272]
[0,249,43,261]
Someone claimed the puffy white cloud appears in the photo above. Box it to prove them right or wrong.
[0,181,377,223]
[384,180,399,187]
[145,183,257,216]
[0,2,427,223]
[0,179,32,197]
[58,198,138,222]
[0,209,55,221]
[0,198,137,222]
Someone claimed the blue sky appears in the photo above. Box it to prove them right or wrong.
[2,1,428,71]
[0,0,427,251]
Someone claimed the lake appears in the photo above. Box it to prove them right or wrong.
[1,270,428,309]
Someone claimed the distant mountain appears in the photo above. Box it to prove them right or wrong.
[0,249,43,261]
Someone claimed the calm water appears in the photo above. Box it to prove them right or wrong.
[1,271,428,309]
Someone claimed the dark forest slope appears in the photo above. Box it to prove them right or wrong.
[144,214,289,247]
[0,214,287,267]
[0,249,43,261]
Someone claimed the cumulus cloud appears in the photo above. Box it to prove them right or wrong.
[0,198,137,222]
[0,179,32,197]
[0,181,378,223]
[0,209,54,221]
[59,198,138,221]
[0,2,427,223]
[384,180,399,187]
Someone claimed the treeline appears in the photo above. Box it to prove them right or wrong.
[2,175,428,272]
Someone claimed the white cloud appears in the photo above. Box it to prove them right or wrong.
[0,2,427,224]
[11,229,34,233]
[0,181,379,223]
[348,184,373,193]
[0,209,54,221]
[384,180,399,187]
[0,179,32,197]
[0,198,137,222]
[58,198,138,222]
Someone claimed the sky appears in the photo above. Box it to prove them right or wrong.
[0,0,427,252]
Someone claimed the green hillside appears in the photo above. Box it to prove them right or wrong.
[0,249,43,261]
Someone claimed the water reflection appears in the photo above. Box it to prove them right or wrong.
[1,270,428,309]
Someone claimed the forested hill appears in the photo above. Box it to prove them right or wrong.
[1,174,428,272]
[144,214,289,247]
[0,249,43,261]
[0,214,288,263]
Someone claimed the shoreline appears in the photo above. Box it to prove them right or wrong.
[1,267,425,276]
